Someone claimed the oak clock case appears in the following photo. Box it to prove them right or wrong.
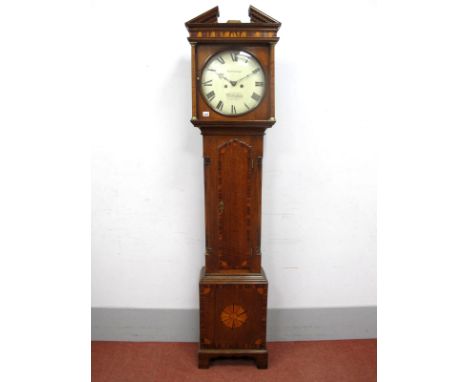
[186,6,281,370]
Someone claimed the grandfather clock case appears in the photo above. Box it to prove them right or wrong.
[186,6,281,369]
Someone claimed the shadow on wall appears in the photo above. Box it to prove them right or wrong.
[159,57,198,157]
[91,306,377,342]
[155,56,205,277]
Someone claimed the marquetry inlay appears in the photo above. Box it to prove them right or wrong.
[221,304,248,329]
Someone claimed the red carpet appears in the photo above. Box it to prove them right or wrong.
[92,339,376,382]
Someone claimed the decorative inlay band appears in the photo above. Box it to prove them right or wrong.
[221,304,248,329]
[201,287,211,295]
[256,287,265,295]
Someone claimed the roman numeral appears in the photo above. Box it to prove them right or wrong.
[207,68,216,72]
[244,103,250,110]
[251,92,261,102]
[253,68,260,74]
[216,100,224,111]
[202,80,213,86]
[255,81,264,87]
[231,105,236,114]
[230,52,238,62]
[217,56,225,64]
[206,91,215,101]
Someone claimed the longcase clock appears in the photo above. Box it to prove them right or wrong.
[185,5,281,369]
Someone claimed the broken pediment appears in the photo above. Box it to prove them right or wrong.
[185,5,281,43]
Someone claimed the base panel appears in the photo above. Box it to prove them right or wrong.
[198,349,268,369]
[199,267,268,368]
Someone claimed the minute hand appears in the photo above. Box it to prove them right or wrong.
[237,70,257,83]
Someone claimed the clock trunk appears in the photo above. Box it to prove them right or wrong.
[203,133,263,273]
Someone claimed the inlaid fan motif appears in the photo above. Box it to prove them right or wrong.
[221,304,248,329]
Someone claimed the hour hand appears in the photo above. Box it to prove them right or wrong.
[218,73,231,83]
[215,72,236,86]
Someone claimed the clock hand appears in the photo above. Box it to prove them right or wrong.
[217,73,234,84]
[223,76,238,87]
[209,70,236,86]
[237,68,260,84]
[236,74,253,84]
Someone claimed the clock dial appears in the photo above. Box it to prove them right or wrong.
[200,50,266,116]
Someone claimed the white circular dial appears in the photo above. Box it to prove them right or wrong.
[200,50,266,116]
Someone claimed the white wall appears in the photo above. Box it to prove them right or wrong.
[92,0,376,310]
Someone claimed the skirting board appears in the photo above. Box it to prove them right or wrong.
[92,306,376,342]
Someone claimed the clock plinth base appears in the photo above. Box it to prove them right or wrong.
[198,349,268,369]
[199,267,268,369]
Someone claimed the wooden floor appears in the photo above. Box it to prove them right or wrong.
[92,339,376,382]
